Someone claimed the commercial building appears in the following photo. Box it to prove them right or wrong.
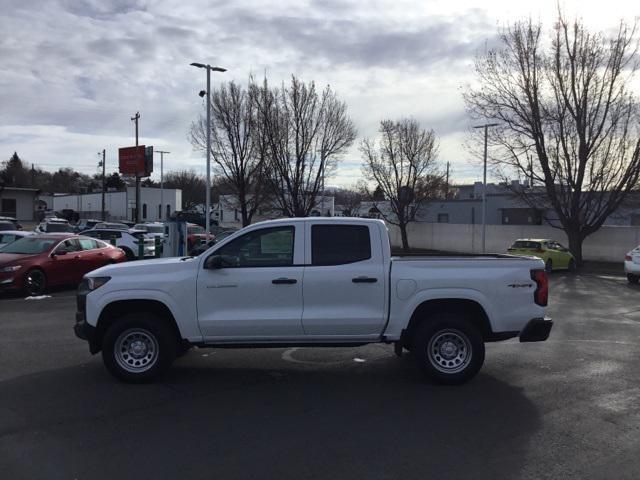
[41,187,182,222]
[0,186,40,221]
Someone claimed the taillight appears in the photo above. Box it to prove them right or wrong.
[625,254,632,261]
[531,269,548,306]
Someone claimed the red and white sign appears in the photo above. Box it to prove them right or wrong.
[119,146,147,175]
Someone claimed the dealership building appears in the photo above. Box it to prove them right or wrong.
[40,187,182,222]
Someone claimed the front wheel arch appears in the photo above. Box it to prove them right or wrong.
[95,299,184,354]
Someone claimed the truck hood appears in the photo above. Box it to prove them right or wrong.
[87,256,198,277]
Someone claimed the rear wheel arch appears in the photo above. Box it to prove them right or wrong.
[402,298,493,346]
[95,299,184,352]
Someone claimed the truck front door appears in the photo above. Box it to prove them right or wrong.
[196,224,305,339]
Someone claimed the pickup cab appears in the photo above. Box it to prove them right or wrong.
[74,218,552,384]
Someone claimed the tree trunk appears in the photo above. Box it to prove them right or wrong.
[566,230,584,268]
[400,224,410,252]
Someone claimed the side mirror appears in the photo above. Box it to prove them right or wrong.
[54,249,68,256]
[204,255,224,269]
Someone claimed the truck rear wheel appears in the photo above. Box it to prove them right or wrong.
[101,313,177,383]
[411,313,485,385]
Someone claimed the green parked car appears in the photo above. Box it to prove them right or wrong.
[507,239,576,272]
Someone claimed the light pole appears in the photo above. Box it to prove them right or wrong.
[190,62,226,238]
[155,150,170,219]
[473,123,498,253]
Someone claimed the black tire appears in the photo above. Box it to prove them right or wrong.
[545,259,553,273]
[121,247,135,261]
[101,313,178,383]
[411,313,485,385]
[24,268,47,296]
[628,274,639,285]
[568,258,576,272]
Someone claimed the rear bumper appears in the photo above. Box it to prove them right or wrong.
[624,261,640,274]
[519,317,553,342]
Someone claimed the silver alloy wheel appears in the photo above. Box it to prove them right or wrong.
[427,329,472,374]
[114,328,159,373]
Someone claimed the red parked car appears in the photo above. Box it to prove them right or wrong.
[186,223,212,250]
[0,234,126,296]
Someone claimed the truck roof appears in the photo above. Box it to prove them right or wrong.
[251,217,386,227]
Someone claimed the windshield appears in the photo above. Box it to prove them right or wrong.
[147,225,164,234]
[98,223,127,230]
[188,225,205,234]
[0,237,56,254]
[47,223,73,232]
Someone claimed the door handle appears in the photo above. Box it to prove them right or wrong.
[74,255,81,259]
[272,278,297,285]
[352,276,377,283]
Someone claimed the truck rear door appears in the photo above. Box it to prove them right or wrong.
[302,222,386,336]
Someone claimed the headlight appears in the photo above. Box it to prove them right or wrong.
[0,265,21,273]
[87,276,111,291]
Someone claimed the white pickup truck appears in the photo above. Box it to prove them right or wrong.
[74,218,552,384]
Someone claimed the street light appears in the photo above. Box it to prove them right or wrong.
[190,62,226,238]
[473,123,499,253]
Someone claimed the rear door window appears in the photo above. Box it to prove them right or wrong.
[311,225,371,266]
[78,238,99,250]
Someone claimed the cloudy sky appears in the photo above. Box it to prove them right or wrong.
[0,0,637,188]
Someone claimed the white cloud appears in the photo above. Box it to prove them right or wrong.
[1,0,638,187]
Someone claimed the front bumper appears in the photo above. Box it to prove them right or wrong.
[519,317,553,342]
[74,279,100,354]
[74,313,100,354]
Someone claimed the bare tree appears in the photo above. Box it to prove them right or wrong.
[361,119,441,251]
[465,14,640,265]
[191,81,268,227]
[254,76,356,217]
[164,169,206,212]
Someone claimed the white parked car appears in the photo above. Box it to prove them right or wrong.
[74,218,552,384]
[81,228,155,260]
[0,230,33,249]
[133,222,165,239]
[625,245,640,284]
[35,219,73,233]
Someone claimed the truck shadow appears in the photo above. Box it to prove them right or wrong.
[0,355,540,480]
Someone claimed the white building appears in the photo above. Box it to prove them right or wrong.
[214,194,335,228]
[44,187,182,222]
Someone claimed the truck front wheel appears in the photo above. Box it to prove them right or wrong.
[101,313,177,383]
[411,314,485,385]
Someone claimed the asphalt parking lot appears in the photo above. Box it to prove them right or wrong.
[0,273,639,479]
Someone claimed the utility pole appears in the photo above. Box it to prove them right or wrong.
[31,163,35,186]
[445,161,450,199]
[473,123,498,253]
[155,150,170,219]
[99,149,106,220]
[131,112,140,222]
